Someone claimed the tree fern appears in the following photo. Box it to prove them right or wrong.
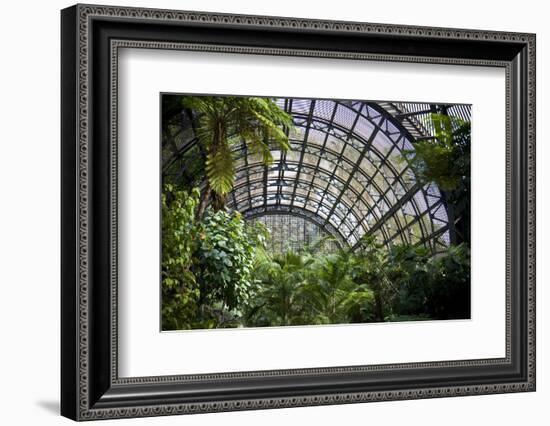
[180,96,294,214]
[205,143,235,195]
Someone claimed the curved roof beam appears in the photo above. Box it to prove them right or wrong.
[162,97,469,253]
[230,162,385,229]
[228,99,448,248]
[228,175,372,234]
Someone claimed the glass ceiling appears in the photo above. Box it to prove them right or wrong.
[163,97,472,254]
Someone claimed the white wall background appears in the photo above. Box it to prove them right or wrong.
[0,0,546,424]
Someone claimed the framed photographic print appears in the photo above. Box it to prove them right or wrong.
[61,3,536,421]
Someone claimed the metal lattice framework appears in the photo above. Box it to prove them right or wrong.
[163,97,471,253]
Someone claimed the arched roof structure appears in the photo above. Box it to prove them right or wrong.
[163,97,471,254]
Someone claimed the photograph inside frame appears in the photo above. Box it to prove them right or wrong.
[160,95,471,331]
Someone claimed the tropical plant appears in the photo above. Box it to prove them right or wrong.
[162,184,269,329]
[386,244,431,318]
[161,184,201,330]
[194,209,262,326]
[384,242,470,321]
[161,183,470,329]
[304,252,375,324]
[247,246,378,327]
[246,250,314,326]
[406,113,471,242]
[406,113,469,191]
[180,96,294,217]
[351,236,397,322]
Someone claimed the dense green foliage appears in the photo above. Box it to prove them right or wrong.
[406,113,471,241]
[162,186,470,330]
[406,114,469,191]
[161,185,200,330]
[161,102,471,331]
[161,185,266,330]
[194,210,265,326]
[245,237,470,327]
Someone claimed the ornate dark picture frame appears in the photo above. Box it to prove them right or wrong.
[61,4,536,421]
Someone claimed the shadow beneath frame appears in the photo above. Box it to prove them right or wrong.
[35,400,59,415]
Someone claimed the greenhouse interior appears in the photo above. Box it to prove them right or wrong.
[161,95,472,330]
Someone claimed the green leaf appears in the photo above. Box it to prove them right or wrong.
[205,144,235,195]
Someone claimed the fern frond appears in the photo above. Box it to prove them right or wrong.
[205,144,235,195]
